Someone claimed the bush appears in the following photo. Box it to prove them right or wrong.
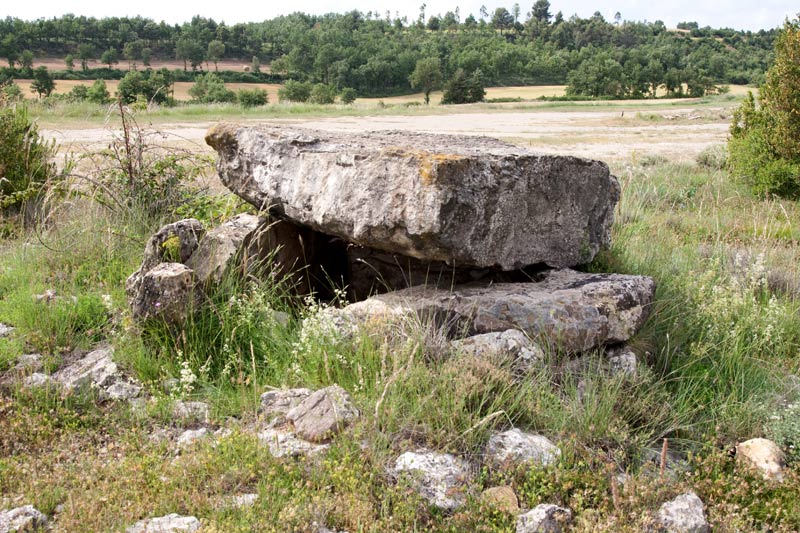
[0,82,23,102]
[339,87,357,104]
[236,87,268,108]
[0,100,63,213]
[117,69,174,105]
[67,84,89,101]
[86,79,110,104]
[696,144,728,170]
[441,68,486,105]
[308,83,337,105]
[188,72,236,104]
[728,17,800,198]
[278,80,312,102]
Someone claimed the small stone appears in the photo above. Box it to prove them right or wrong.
[172,401,210,424]
[125,513,201,533]
[231,493,258,508]
[0,323,13,337]
[480,486,519,513]
[606,345,638,377]
[0,504,48,531]
[736,438,786,481]
[104,381,142,401]
[176,428,209,449]
[34,289,57,303]
[128,263,195,325]
[516,504,572,533]
[657,492,709,533]
[393,450,472,511]
[485,429,561,467]
[286,385,359,443]
[259,388,312,416]
[257,428,329,458]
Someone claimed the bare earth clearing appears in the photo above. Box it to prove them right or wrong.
[42,104,733,166]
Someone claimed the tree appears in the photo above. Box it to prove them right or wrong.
[531,0,552,24]
[123,40,144,70]
[728,16,800,198]
[65,54,75,71]
[278,79,312,102]
[207,40,225,71]
[77,43,93,71]
[309,83,337,104]
[492,8,514,33]
[441,68,486,104]
[30,66,54,98]
[251,56,261,74]
[339,87,357,104]
[100,48,119,68]
[409,57,442,105]
[19,50,34,75]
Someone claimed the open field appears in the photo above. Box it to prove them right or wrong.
[38,94,742,165]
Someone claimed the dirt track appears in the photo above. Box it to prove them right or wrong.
[42,105,731,164]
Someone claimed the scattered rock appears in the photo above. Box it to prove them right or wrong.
[480,486,520,513]
[332,269,655,353]
[207,125,619,270]
[230,493,258,508]
[172,401,210,424]
[53,347,118,390]
[736,438,785,481]
[451,329,544,371]
[128,263,195,325]
[176,428,210,450]
[0,504,48,532]
[516,504,572,533]
[485,429,561,467]
[657,492,709,533]
[126,219,205,297]
[185,213,266,284]
[285,385,359,443]
[104,381,142,401]
[257,428,329,458]
[126,513,201,533]
[14,353,42,371]
[260,388,312,416]
[23,372,53,388]
[393,450,472,511]
[0,323,13,338]
[606,345,638,377]
[34,289,57,303]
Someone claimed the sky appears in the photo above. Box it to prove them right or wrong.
[2,0,797,32]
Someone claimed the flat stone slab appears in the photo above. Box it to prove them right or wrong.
[332,269,655,353]
[206,125,619,270]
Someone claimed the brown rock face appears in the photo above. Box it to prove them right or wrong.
[206,125,619,271]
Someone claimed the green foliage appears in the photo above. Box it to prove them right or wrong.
[116,69,174,105]
[339,87,357,104]
[409,57,442,105]
[236,87,268,108]
[0,82,22,102]
[188,72,236,104]
[86,79,111,104]
[30,66,54,98]
[278,79,312,102]
[728,18,800,198]
[0,101,63,212]
[441,68,486,104]
[308,83,337,105]
[100,47,118,68]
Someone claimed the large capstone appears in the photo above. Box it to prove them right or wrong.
[330,269,655,353]
[206,125,619,270]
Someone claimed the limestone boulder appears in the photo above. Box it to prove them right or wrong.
[485,429,561,467]
[125,219,204,297]
[206,125,619,270]
[392,450,472,511]
[260,388,312,416]
[516,504,572,533]
[0,505,47,532]
[331,269,655,353]
[657,492,709,533]
[257,428,330,458]
[736,438,785,481]
[128,263,195,325]
[285,385,359,443]
[451,329,544,370]
[185,213,266,284]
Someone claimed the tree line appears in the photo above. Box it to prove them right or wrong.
[0,2,779,98]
